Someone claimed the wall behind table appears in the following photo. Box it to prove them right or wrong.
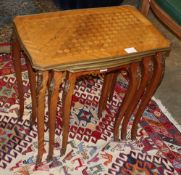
[54,0,124,10]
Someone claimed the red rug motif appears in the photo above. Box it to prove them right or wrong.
[0,51,181,175]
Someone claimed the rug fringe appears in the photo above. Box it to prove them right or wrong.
[152,96,181,133]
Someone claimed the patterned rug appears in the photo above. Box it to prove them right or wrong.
[0,47,181,175]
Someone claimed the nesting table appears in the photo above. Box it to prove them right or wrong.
[12,6,170,164]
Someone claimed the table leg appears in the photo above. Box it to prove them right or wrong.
[121,57,153,139]
[114,62,140,141]
[131,53,165,139]
[47,71,54,126]
[98,72,114,118]
[36,71,48,165]
[11,33,24,120]
[61,72,76,156]
[47,71,63,161]
[61,76,66,128]
[107,71,119,102]
[107,67,129,103]
[140,0,150,16]
[26,59,37,126]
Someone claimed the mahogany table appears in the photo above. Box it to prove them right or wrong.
[12,6,170,164]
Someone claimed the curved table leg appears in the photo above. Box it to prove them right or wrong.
[61,73,67,128]
[36,71,49,165]
[108,71,119,102]
[114,62,140,141]
[121,57,153,139]
[108,67,129,103]
[47,71,63,162]
[26,59,37,126]
[131,53,165,139]
[47,71,54,126]
[98,72,114,118]
[61,72,76,156]
[11,33,24,120]
[140,0,150,16]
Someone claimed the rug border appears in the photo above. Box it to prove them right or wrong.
[152,96,181,133]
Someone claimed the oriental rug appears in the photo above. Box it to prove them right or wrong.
[0,50,181,175]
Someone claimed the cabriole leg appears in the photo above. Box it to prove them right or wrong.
[131,53,165,139]
[26,59,37,126]
[114,62,140,141]
[121,63,141,139]
[98,72,114,118]
[36,71,49,165]
[121,57,153,139]
[61,72,76,156]
[47,71,63,161]
[11,33,24,120]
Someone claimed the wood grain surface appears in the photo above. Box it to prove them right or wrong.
[13,6,170,70]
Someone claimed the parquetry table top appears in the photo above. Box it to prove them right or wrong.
[13,6,170,70]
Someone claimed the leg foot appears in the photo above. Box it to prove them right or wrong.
[46,154,53,162]
[36,154,43,165]
[60,148,66,156]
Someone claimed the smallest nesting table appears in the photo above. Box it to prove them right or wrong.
[12,6,170,164]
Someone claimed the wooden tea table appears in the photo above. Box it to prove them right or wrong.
[12,6,170,164]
